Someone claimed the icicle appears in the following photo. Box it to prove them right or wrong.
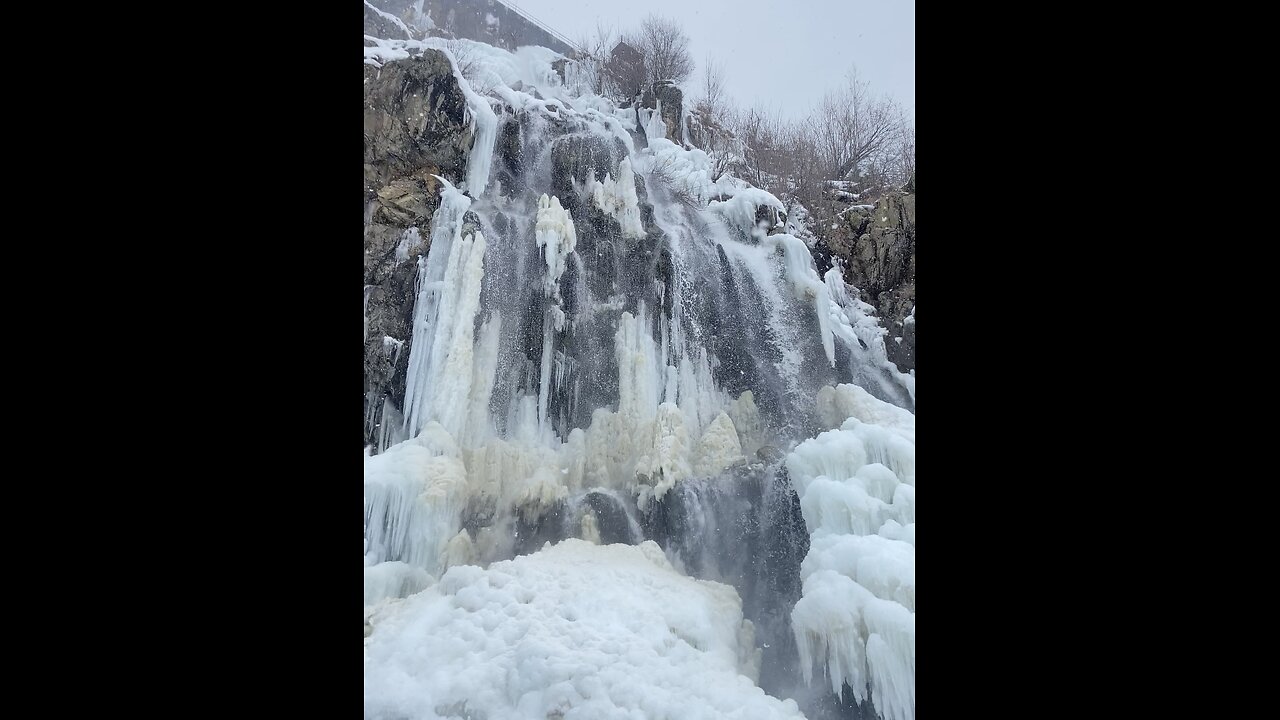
[538,310,556,435]
[363,427,470,578]
[788,385,916,720]
[400,178,487,441]
[466,315,502,443]
[433,44,497,196]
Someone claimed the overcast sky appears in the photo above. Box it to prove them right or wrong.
[504,0,914,122]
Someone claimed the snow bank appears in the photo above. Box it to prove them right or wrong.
[364,36,413,67]
[365,539,804,720]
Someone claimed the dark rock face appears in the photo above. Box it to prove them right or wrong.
[364,51,473,448]
[363,2,411,39]
[538,129,678,431]
[364,52,472,193]
[417,0,578,56]
[823,191,916,373]
[364,0,434,40]
[655,83,683,144]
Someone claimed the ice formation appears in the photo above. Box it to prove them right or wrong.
[363,424,469,577]
[788,384,916,720]
[401,179,488,442]
[587,157,645,239]
[364,32,916,720]
[693,411,745,477]
[534,193,577,307]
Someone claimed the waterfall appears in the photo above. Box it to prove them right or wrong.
[364,35,915,720]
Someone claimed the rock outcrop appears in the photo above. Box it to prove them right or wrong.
[822,191,916,372]
[363,1,414,40]
[364,51,473,448]
[655,83,683,144]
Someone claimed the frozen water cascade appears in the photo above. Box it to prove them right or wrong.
[788,385,916,720]
[364,36,915,720]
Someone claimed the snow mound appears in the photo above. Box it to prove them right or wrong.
[364,539,804,720]
[709,187,787,238]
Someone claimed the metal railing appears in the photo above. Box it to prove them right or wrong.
[496,0,582,56]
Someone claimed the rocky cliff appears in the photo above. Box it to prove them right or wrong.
[364,51,473,448]
[814,191,916,373]
[365,0,578,56]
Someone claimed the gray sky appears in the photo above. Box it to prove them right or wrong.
[505,0,914,122]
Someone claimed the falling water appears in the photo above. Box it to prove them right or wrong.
[364,36,914,720]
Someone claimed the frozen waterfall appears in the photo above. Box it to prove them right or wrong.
[365,35,915,720]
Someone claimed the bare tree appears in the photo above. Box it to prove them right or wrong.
[633,15,693,85]
[645,156,702,208]
[785,121,826,207]
[570,22,616,96]
[898,126,916,189]
[696,56,726,118]
[703,117,743,184]
[689,56,733,159]
[812,68,904,183]
[732,106,791,192]
[445,38,494,94]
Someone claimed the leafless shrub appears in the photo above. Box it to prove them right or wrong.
[569,23,617,96]
[644,157,702,209]
[446,38,495,95]
[631,15,693,86]
[696,56,726,120]
[812,68,905,184]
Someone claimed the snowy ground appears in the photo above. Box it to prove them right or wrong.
[365,539,805,719]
